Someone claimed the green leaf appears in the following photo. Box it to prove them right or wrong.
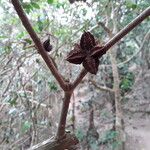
[22,3,33,13]
[47,0,54,4]
[8,98,18,106]
[7,93,18,106]
[24,38,32,44]
[120,72,134,92]
[16,31,26,39]
[126,0,137,9]
[0,35,7,39]
[22,121,31,133]
[48,81,58,91]
[19,92,27,98]
[76,128,85,141]
[101,130,118,143]
[31,2,40,9]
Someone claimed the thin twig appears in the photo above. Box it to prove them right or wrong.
[89,79,114,92]
[103,6,150,52]
[72,69,87,89]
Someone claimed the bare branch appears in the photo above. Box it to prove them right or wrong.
[103,6,150,52]
[98,21,112,35]
[89,79,114,93]
[72,69,87,90]
[56,91,72,138]
[99,30,150,67]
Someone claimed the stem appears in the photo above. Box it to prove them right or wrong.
[72,69,87,89]
[56,91,73,138]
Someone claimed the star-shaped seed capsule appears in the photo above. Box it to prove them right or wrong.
[66,31,106,74]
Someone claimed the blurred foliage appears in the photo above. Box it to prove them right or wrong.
[101,130,122,150]
[101,130,118,143]
[21,121,32,133]
[120,72,135,94]
[76,128,86,142]
[48,81,58,91]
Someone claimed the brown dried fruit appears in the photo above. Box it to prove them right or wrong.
[66,31,106,74]
[66,44,86,64]
[43,38,53,52]
[69,0,75,3]
[83,56,99,75]
[69,0,86,4]
[80,31,96,51]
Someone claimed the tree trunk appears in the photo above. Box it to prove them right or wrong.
[29,133,79,150]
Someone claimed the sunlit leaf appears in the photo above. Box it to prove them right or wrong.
[47,0,54,4]
[31,2,40,9]
[24,38,32,44]
[16,31,26,39]
[0,35,7,39]
[22,3,33,13]
[126,0,137,9]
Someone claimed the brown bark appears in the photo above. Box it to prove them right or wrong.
[56,91,73,138]
[29,133,79,150]
[108,5,125,150]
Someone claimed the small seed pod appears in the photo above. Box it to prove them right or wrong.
[69,0,86,4]
[69,0,75,3]
[43,38,53,52]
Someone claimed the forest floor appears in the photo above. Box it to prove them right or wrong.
[125,70,150,150]
[73,86,150,150]
[125,117,150,150]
